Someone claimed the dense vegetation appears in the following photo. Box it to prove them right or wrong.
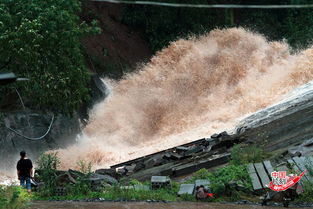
[0,0,99,114]
[1,0,313,113]
[123,0,313,52]
[0,186,30,209]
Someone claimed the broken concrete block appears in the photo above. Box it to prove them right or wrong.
[117,167,127,175]
[176,146,189,153]
[164,152,183,160]
[144,157,164,169]
[88,173,118,185]
[95,168,119,178]
[125,164,136,175]
[211,133,220,138]
[178,184,195,195]
[184,145,204,156]
[134,162,144,172]
[172,153,230,176]
[151,176,171,189]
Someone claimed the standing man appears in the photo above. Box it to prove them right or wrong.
[17,150,33,193]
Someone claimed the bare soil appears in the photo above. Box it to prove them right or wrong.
[80,1,152,75]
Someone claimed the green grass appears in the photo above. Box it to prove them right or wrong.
[294,181,313,203]
[33,185,181,202]
[0,186,31,209]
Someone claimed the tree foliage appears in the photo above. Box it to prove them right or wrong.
[0,0,100,114]
[122,0,313,52]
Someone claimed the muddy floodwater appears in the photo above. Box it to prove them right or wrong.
[30,201,312,209]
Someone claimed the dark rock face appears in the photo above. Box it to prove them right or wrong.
[0,111,80,171]
[234,81,313,152]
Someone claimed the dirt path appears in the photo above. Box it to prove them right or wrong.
[30,201,310,209]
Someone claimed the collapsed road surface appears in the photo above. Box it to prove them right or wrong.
[29,201,313,209]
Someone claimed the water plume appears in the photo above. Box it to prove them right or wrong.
[56,28,313,169]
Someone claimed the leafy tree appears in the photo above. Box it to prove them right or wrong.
[122,0,313,52]
[0,0,100,114]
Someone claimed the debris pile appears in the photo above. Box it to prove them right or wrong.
[110,132,238,180]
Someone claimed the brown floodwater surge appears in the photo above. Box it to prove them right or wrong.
[55,28,313,169]
[30,201,312,209]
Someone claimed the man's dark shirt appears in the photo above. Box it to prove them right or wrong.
[17,159,33,177]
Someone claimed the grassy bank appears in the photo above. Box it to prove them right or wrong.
[0,186,30,209]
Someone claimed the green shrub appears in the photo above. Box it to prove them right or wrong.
[36,152,60,197]
[231,144,268,165]
[68,160,93,196]
[123,0,313,53]
[295,181,313,202]
[0,0,100,114]
[184,165,252,199]
[0,186,30,209]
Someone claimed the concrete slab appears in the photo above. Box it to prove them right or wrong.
[195,179,210,188]
[178,184,195,195]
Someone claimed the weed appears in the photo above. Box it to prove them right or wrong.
[231,144,269,165]
[0,186,30,209]
[36,152,60,197]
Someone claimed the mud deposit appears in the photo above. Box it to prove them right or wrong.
[30,201,311,209]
